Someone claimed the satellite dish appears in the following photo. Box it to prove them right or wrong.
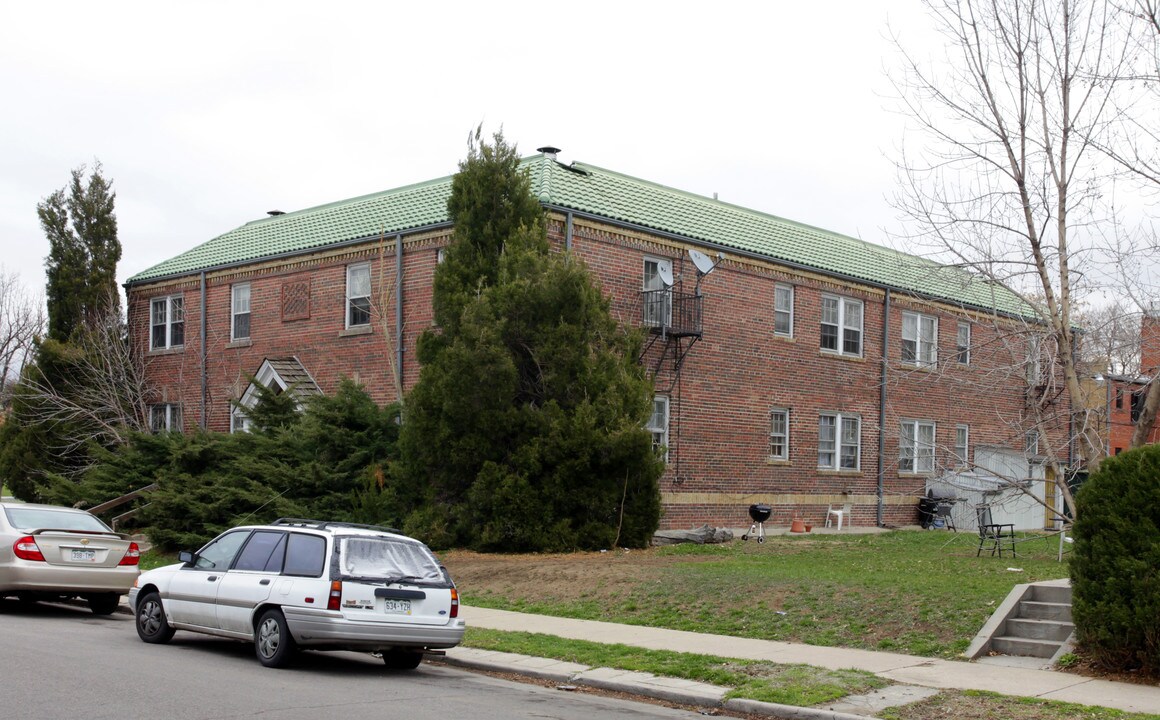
[657,259,674,286]
[689,249,716,275]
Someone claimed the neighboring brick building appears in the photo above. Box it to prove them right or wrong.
[125,149,1071,530]
[1096,315,1160,456]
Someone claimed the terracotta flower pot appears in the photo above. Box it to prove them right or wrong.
[790,518,806,533]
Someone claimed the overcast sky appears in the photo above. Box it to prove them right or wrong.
[1,1,937,299]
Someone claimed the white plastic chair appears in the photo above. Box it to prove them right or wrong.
[826,503,851,531]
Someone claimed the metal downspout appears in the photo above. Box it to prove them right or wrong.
[200,271,207,430]
[878,289,890,526]
[565,211,574,251]
[395,234,404,400]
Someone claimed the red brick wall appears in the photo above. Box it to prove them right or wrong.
[128,215,1070,531]
[1107,379,1160,454]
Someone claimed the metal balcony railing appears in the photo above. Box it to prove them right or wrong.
[641,289,703,338]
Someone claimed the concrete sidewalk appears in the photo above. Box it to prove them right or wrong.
[449,605,1160,718]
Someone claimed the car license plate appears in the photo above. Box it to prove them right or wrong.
[382,599,411,615]
[71,549,96,562]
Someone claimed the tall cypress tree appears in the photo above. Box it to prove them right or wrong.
[1,163,124,501]
[38,162,120,341]
[398,129,662,551]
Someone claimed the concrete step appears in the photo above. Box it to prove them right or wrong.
[1006,617,1074,642]
[992,635,1062,659]
[1029,583,1071,605]
[1019,600,1072,622]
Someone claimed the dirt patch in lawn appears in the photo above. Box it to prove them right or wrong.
[442,547,696,605]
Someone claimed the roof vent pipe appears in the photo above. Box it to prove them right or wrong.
[537,146,561,160]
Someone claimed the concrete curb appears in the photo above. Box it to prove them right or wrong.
[725,698,880,720]
[439,647,880,719]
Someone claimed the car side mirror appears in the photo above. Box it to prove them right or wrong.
[179,551,194,566]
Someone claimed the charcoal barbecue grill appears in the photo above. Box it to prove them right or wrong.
[742,503,772,543]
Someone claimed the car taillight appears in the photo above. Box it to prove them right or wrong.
[450,587,459,619]
[119,541,141,566]
[327,580,342,611]
[13,536,45,562]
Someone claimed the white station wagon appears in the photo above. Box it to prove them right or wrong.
[129,518,465,668]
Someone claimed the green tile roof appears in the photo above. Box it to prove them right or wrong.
[128,155,1029,316]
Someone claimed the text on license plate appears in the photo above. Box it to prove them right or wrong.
[71,549,96,562]
[382,599,411,615]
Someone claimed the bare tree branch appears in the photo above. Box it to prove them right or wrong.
[0,267,45,408]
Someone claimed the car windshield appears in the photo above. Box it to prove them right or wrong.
[338,536,444,583]
[4,507,112,533]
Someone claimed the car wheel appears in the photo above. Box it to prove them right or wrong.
[87,593,121,615]
[135,591,175,644]
[381,649,423,670]
[255,609,296,668]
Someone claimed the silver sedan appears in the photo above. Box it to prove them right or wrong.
[0,502,140,614]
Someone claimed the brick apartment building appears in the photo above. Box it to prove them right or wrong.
[124,149,1071,530]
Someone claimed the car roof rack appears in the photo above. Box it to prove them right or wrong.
[270,517,402,535]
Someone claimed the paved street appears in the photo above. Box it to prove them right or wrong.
[0,599,704,720]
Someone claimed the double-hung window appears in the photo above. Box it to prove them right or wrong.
[646,396,670,461]
[956,322,971,364]
[642,258,672,328]
[901,312,938,366]
[232,283,251,341]
[820,295,862,356]
[899,420,936,474]
[1026,334,1045,384]
[769,408,789,460]
[774,283,793,337]
[1025,429,1040,455]
[346,263,371,328]
[954,424,970,467]
[818,413,860,470]
[149,403,182,433]
[150,295,184,350]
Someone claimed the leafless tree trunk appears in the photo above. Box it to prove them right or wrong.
[889,0,1150,518]
[0,268,45,407]
[375,234,404,404]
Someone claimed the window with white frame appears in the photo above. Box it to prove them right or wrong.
[231,407,253,434]
[899,419,936,473]
[1026,334,1045,384]
[818,413,860,470]
[774,283,794,337]
[955,424,970,467]
[901,312,938,366]
[646,396,670,460]
[232,283,251,341]
[346,263,371,328]
[642,258,672,328]
[1025,429,1040,455]
[956,322,971,364]
[820,295,862,356]
[150,295,185,350]
[149,403,182,433]
[769,408,789,460]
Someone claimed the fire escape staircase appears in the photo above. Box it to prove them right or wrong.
[639,288,703,391]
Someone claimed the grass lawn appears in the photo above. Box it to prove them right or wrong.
[446,529,1073,658]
